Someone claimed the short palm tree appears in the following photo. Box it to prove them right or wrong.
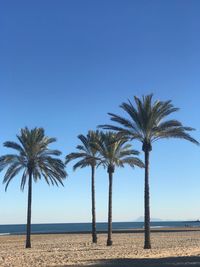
[100,94,199,249]
[65,130,102,243]
[0,127,67,248]
[95,132,144,246]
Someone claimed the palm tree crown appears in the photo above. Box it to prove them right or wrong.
[95,132,144,170]
[99,94,199,149]
[65,130,102,169]
[0,127,67,190]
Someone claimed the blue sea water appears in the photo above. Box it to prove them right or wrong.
[0,221,200,235]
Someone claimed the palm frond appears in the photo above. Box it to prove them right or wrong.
[153,127,199,144]
[4,141,25,154]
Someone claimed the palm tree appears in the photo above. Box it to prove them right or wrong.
[0,127,67,248]
[99,94,199,249]
[65,130,102,243]
[95,132,144,246]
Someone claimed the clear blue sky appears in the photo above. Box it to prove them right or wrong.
[0,0,200,224]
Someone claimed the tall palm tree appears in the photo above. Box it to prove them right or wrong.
[99,94,199,249]
[95,132,144,246]
[0,127,67,248]
[65,130,102,243]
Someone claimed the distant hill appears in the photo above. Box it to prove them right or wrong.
[135,216,163,222]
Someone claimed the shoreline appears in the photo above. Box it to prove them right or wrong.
[6,226,200,236]
[1,226,200,236]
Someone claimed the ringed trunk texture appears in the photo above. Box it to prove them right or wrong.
[91,165,97,243]
[107,167,113,246]
[26,171,32,248]
[144,149,151,249]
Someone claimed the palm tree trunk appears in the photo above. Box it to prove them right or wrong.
[107,167,113,246]
[144,149,151,249]
[26,170,32,248]
[91,165,97,243]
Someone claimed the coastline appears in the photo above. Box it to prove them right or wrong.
[1,226,200,236]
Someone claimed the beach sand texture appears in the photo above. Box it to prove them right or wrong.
[1,231,200,266]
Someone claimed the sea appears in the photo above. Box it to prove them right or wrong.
[0,221,200,236]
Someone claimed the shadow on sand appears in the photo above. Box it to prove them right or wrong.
[65,256,200,267]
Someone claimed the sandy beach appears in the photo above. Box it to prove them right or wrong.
[1,229,200,267]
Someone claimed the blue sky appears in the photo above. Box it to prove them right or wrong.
[0,0,200,224]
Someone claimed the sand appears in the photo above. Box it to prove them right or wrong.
[1,230,200,266]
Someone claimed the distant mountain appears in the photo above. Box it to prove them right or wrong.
[135,216,163,222]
